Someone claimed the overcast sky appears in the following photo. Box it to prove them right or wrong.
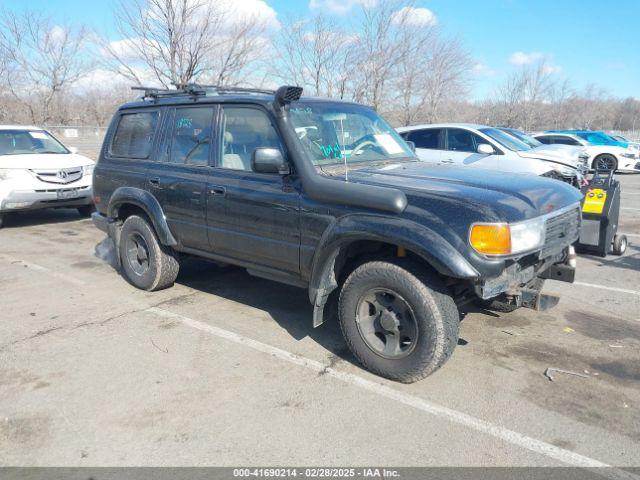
[3,0,639,100]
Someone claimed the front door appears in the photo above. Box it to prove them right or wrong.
[206,105,300,274]
[146,105,216,251]
[443,128,500,169]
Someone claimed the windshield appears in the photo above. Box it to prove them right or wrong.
[288,102,415,166]
[0,130,69,156]
[479,128,532,151]
[500,128,542,148]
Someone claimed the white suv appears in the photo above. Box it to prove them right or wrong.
[0,126,95,228]
[397,123,585,187]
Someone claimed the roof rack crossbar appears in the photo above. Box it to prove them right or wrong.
[131,83,282,100]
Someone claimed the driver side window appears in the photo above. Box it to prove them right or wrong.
[219,107,283,172]
[446,128,483,153]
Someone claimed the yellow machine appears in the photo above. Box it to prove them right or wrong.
[577,170,627,257]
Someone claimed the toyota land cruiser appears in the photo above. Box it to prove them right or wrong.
[91,85,582,382]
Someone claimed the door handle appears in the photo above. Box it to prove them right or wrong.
[209,186,226,196]
[441,159,454,164]
[149,177,161,187]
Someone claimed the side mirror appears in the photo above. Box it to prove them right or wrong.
[68,146,79,154]
[252,148,290,175]
[405,140,416,153]
[477,143,495,155]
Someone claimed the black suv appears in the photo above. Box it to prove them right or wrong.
[92,85,582,382]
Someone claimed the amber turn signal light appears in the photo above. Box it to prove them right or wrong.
[469,224,511,255]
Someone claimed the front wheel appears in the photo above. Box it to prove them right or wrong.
[612,234,627,256]
[338,259,459,383]
[119,215,180,291]
[592,154,617,171]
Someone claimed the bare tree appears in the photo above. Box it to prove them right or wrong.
[103,0,221,87]
[0,10,93,124]
[275,15,354,97]
[104,0,268,88]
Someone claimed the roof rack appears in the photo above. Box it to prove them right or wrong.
[132,83,277,101]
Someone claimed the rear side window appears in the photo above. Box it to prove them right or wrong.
[167,106,215,166]
[110,111,158,159]
[536,135,552,144]
[554,136,581,146]
[407,129,441,149]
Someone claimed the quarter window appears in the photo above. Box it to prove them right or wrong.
[219,107,283,171]
[110,112,158,159]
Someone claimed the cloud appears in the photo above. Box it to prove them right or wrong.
[541,63,561,74]
[391,6,437,27]
[218,0,279,30]
[509,51,545,65]
[309,0,377,15]
[472,63,495,76]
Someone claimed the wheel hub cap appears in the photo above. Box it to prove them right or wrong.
[355,288,418,359]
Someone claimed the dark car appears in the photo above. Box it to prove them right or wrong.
[91,85,582,382]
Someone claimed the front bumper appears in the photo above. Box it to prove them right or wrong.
[0,185,93,212]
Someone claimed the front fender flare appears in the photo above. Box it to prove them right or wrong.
[308,215,479,326]
[107,187,177,246]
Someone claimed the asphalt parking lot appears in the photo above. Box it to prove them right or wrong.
[1,175,639,472]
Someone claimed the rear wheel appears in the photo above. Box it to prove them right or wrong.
[338,259,459,383]
[592,154,617,171]
[77,204,95,217]
[119,215,179,291]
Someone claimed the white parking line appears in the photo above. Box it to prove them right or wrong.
[624,233,640,238]
[622,207,640,212]
[0,255,86,286]
[574,282,640,297]
[147,306,637,480]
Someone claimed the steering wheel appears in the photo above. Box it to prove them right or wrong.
[351,139,378,156]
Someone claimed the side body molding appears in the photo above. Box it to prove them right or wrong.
[308,215,479,327]
[107,187,177,246]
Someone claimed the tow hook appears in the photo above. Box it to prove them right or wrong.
[520,288,560,311]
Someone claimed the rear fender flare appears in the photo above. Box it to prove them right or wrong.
[107,187,177,246]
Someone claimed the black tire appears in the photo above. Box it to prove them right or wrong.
[119,215,179,291]
[77,204,95,217]
[338,259,459,383]
[592,154,617,172]
[612,234,627,256]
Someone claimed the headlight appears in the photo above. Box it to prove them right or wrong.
[83,165,95,175]
[0,169,31,181]
[621,153,635,159]
[470,217,545,256]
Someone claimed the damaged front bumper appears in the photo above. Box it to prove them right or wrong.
[474,246,576,311]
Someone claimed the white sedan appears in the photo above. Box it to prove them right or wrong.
[0,125,95,228]
[533,132,639,172]
[397,123,586,187]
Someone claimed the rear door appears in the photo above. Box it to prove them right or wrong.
[146,105,216,251]
[402,128,446,164]
[206,104,301,274]
[443,128,500,169]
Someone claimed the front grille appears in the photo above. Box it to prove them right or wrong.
[31,168,83,184]
[541,206,581,258]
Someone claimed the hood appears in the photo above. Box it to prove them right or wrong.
[340,161,582,223]
[516,146,580,168]
[0,153,94,170]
